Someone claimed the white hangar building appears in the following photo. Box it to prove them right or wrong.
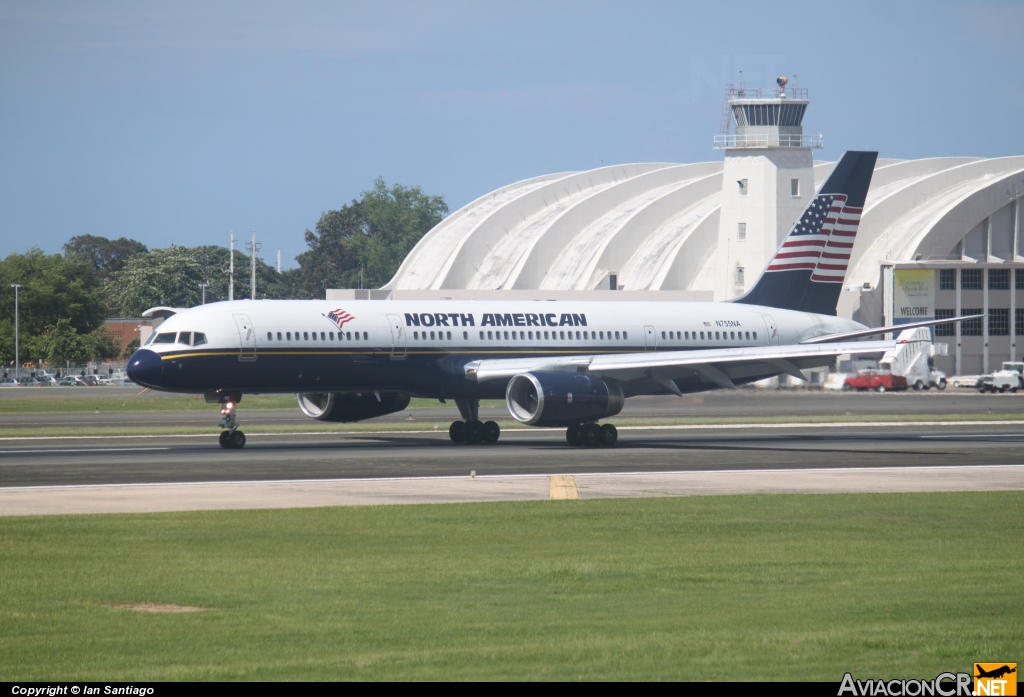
[375,86,1024,376]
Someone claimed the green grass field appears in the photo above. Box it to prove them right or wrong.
[1,492,1021,680]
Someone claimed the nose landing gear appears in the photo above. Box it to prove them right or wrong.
[216,396,246,449]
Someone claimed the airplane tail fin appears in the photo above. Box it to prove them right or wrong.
[734,150,877,316]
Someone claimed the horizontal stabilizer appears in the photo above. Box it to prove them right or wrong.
[800,315,985,344]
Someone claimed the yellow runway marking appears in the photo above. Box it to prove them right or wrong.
[549,475,579,500]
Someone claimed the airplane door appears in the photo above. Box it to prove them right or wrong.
[233,313,257,361]
[387,314,407,360]
[644,325,656,351]
[761,315,779,346]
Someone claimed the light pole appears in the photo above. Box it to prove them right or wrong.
[10,284,21,380]
[200,282,209,305]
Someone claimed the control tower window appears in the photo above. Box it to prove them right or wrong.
[737,222,746,240]
[791,179,800,197]
[738,179,748,196]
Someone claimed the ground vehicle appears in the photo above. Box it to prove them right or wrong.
[843,370,908,392]
[0,378,22,387]
[58,377,82,386]
[977,370,1023,393]
[905,362,946,390]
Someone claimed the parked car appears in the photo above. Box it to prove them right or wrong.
[57,377,81,386]
[843,371,908,393]
[0,377,22,387]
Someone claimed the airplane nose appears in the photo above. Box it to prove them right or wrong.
[127,349,163,387]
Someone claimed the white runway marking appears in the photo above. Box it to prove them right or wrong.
[6,463,1024,491]
[0,447,171,454]
[0,419,1021,441]
[920,433,1023,439]
[3,465,1023,517]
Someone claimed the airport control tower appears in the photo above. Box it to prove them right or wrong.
[713,77,823,301]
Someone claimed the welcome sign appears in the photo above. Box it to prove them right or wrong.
[894,269,935,324]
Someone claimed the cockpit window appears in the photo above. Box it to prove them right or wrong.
[152,332,177,344]
[178,332,192,345]
[193,333,207,346]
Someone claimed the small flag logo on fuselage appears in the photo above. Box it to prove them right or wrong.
[325,309,354,329]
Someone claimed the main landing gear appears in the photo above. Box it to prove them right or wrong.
[216,396,246,449]
[565,423,617,447]
[448,398,501,445]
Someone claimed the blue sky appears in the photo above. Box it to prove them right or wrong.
[1,1,1021,268]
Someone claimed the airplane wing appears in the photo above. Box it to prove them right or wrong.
[465,340,894,393]
[800,315,985,344]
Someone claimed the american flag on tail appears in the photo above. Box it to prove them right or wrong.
[765,193,861,283]
[811,200,861,283]
[325,308,354,329]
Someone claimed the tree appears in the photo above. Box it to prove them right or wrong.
[120,337,140,359]
[362,178,448,288]
[108,245,301,317]
[0,249,106,336]
[63,235,149,283]
[44,319,90,367]
[295,178,447,296]
[83,326,121,361]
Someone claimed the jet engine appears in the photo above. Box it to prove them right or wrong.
[505,371,624,427]
[297,391,411,422]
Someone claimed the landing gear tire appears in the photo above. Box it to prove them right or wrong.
[581,423,601,447]
[464,420,484,445]
[482,420,500,444]
[449,420,466,443]
[566,424,582,446]
[598,423,618,447]
[229,430,246,449]
[219,431,231,449]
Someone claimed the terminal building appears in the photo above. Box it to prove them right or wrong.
[358,83,1024,377]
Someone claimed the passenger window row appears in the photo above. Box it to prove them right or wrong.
[660,329,757,341]
[477,329,628,341]
[151,331,208,346]
[268,331,369,341]
[413,331,454,340]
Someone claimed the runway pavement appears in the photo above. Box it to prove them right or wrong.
[2,390,1021,515]
[2,389,1022,430]
[2,421,1023,489]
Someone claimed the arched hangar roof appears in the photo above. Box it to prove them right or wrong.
[385,156,1024,292]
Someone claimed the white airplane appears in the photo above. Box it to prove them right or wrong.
[128,152,973,448]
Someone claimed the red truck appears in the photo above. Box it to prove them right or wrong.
[843,370,908,393]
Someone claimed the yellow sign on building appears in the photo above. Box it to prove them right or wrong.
[894,269,935,322]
